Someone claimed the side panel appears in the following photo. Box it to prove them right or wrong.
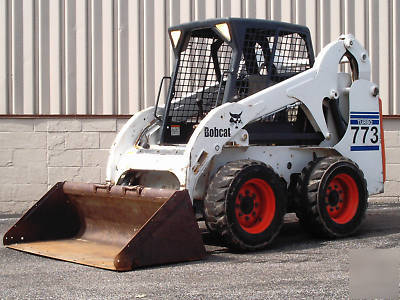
[213,146,328,183]
[334,79,384,195]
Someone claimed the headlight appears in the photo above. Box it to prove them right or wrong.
[215,23,231,41]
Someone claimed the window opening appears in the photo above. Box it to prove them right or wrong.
[167,33,232,125]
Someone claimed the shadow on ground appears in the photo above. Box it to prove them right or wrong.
[200,203,400,263]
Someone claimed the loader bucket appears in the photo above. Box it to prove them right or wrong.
[3,182,206,271]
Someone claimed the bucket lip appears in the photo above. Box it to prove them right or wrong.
[62,182,177,201]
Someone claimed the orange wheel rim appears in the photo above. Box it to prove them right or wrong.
[234,178,276,234]
[324,173,359,224]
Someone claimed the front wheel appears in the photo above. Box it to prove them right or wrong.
[204,160,287,251]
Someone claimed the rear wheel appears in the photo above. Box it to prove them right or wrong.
[204,160,287,251]
[295,156,368,238]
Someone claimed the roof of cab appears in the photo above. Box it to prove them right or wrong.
[168,17,310,35]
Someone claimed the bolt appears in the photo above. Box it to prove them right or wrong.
[330,90,339,100]
[371,86,379,97]
[361,53,367,61]
[344,38,354,48]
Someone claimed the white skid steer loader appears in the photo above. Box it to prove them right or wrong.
[4,18,385,270]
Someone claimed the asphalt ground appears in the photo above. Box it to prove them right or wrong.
[0,203,399,299]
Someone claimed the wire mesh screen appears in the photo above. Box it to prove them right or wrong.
[167,33,232,124]
[272,32,311,79]
[235,28,276,100]
[235,29,311,101]
[260,105,299,123]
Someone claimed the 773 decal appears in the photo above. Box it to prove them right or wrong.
[351,126,378,144]
[349,112,380,151]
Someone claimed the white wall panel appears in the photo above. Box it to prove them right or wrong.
[65,0,77,114]
[378,0,391,114]
[0,0,8,114]
[205,0,217,18]
[0,0,399,115]
[101,0,114,114]
[48,0,62,114]
[153,0,167,106]
[128,0,141,112]
[254,0,268,20]
[38,0,49,114]
[91,0,103,114]
[11,0,23,114]
[246,0,257,18]
[75,0,88,114]
[117,0,129,113]
[394,0,400,113]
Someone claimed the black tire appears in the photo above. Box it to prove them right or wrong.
[204,160,287,251]
[295,156,368,238]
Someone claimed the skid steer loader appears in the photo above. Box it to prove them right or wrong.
[4,18,385,271]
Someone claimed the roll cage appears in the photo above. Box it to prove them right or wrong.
[159,18,315,144]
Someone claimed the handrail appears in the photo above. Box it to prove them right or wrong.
[154,76,171,121]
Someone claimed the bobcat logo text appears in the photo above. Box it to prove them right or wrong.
[204,127,231,138]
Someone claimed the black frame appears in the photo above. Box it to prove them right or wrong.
[161,18,315,144]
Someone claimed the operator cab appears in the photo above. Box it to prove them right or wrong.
[157,18,315,144]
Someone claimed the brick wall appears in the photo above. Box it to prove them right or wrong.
[0,117,128,215]
[0,117,398,215]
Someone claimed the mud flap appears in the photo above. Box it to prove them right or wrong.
[3,182,206,271]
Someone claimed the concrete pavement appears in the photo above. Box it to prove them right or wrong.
[0,203,399,299]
